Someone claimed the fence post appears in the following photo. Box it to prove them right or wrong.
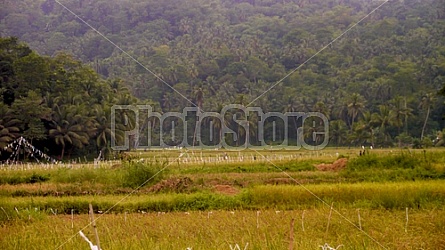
[405,207,408,233]
[302,210,305,232]
[325,202,334,236]
[289,218,295,250]
[89,204,101,250]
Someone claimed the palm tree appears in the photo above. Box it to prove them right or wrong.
[373,105,393,145]
[390,96,413,146]
[221,105,235,146]
[108,78,130,94]
[192,86,204,109]
[49,105,89,160]
[282,97,299,139]
[334,99,350,127]
[347,93,365,130]
[419,93,436,140]
[91,104,124,156]
[113,92,137,148]
[296,96,314,113]
[348,123,370,147]
[313,101,330,118]
[192,87,204,148]
[329,120,348,147]
[202,114,221,146]
[0,103,21,149]
[353,111,377,147]
[247,111,259,146]
[302,117,326,148]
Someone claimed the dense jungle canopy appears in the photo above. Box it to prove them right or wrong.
[1,0,445,159]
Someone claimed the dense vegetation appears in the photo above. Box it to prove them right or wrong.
[0,37,138,160]
[1,0,445,159]
[1,149,445,249]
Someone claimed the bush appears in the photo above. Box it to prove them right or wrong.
[382,153,420,169]
[28,173,50,183]
[51,168,99,183]
[342,151,445,182]
[347,152,424,171]
[0,173,50,185]
[346,153,381,170]
[120,161,165,188]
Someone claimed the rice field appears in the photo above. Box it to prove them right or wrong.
[1,208,445,249]
[1,148,445,249]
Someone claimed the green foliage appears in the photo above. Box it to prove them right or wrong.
[0,172,49,185]
[0,5,443,157]
[28,173,50,184]
[2,181,445,213]
[422,137,434,148]
[51,167,103,184]
[1,0,445,156]
[346,152,422,170]
[178,160,315,175]
[143,192,241,211]
[342,151,445,181]
[49,166,159,189]
[11,90,51,141]
[0,37,135,160]
[243,181,445,210]
[120,161,165,188]
[0,102,20,149]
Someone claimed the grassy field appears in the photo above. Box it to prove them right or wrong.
[1,209,445,249]
[1,148,445,249]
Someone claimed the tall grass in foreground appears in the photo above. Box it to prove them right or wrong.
[0,209,444,249]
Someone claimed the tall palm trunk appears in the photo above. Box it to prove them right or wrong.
[192,88,203,149]
[421,106,430,140]
[192,120,199,148]
[350,112,357,131]
[60,145,65,160]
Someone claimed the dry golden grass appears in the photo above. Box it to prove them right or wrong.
[1,209,444,249]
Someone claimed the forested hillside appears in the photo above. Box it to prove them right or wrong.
[1,0,445,157]
[0,37,135,160]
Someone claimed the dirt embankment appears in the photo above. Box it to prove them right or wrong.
[315,158,348,171]
[148,177,193,193]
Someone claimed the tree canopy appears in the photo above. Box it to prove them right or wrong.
[1,0,445,157]
[0,37,136,160]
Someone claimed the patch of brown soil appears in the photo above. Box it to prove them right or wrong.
[148,177,193,193]
[315,158,348,171]
[213,185,239,195]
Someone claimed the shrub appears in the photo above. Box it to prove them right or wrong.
[28,173,50,183]
[342,151,445,182]
[347,152,424,171]
[52,168,100,183]
[382,153,420,169]
[120,161,165,188]
[346,153,381,170]
[0,173,50,185]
